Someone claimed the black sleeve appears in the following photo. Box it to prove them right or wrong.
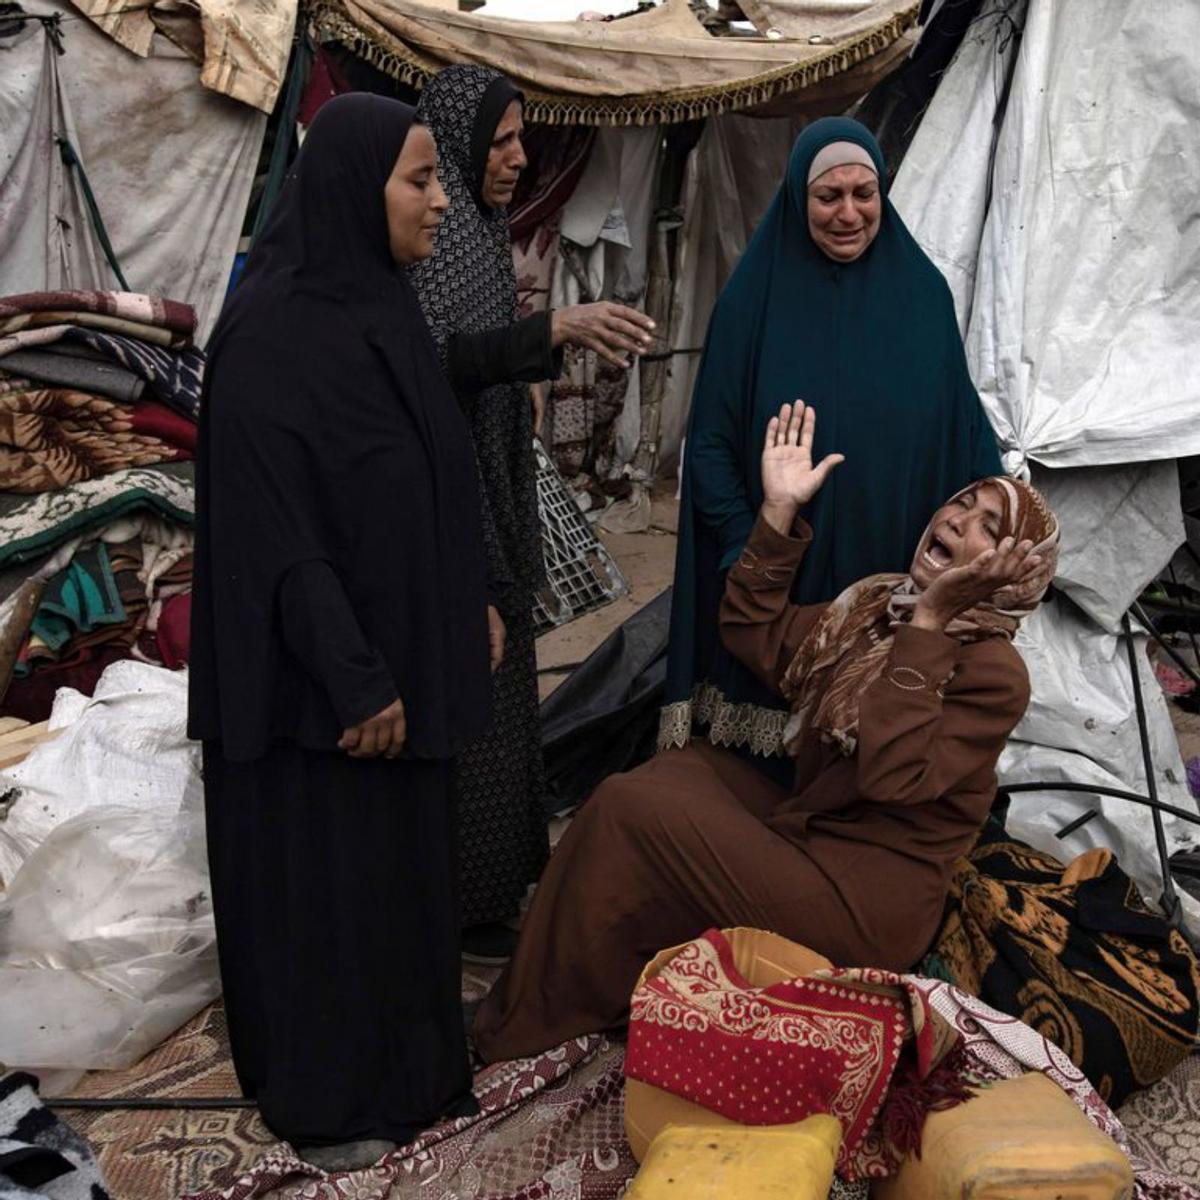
[278,559,398,729]
[446,310,562,393]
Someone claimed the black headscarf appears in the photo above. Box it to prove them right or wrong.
[188,94,493,762]
[409,66,544,603]
[410,66,524,358]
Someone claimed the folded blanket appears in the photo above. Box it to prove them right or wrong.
[0,311,189,349]
[62,329,204,421]
[0,290,195,337]
[0,388,193,493]
[1,643,128,723]
[26,541,126,654]
[157,591,191,669]
[0,464,194,570]
[16,539,193,680]
[1,348,146,404]
[0,328,203,422]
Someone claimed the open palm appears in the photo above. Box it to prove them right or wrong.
[761,402,845,508]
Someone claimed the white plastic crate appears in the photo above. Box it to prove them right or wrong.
[532,438,629,632]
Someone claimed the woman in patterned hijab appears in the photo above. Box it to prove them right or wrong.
[475,403,1060,1063]
[781,473,1060,757]
[410,65,653,962]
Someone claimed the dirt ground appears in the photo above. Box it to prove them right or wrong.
[536,489,679,700]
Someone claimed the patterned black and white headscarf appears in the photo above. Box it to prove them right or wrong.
[410,65,525,359]
[410,65,545,601]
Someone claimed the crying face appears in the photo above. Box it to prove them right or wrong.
[909,482,1006,589]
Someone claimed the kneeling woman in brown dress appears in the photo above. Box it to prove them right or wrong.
[475,401,1060,1063]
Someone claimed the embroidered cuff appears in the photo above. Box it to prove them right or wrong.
[887,624,957,694]
[732,514,812,582]
[733,546,793,583]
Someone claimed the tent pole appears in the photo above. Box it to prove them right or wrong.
[1121,612,1182,927]
[1002,781,1200,831]
[1131,600,1200,690]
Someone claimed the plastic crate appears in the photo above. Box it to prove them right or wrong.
[533,438,629,632]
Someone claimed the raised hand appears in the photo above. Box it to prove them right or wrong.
[913,537,1043,632]
[760,402,844,532]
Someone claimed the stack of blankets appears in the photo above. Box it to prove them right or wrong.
[0,291,201,721]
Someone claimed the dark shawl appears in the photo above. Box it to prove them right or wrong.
[663,117,1002,756]
[188,94,493,762]
[409,66,545,609]
[924,821,1200,1108]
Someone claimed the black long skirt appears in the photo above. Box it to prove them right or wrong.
[203,742,475,1147]
[455,605,549,927]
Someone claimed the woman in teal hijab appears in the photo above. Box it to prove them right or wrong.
[661,117,1001,763]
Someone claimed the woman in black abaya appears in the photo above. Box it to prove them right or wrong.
[188,95,500,1171]
[410,65,655,962]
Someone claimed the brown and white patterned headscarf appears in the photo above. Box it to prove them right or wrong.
[780,477,1059,757]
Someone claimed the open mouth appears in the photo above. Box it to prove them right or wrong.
[921,534,954,570]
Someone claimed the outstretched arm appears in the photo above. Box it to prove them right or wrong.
[719,403,844,690]
[447,312,559,394]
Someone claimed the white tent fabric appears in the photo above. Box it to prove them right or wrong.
[892,0,1200,922]
[1033,459,1185,633]
[0,1,266,344]
[1002,596,1200,930]
[892,0,1200,474]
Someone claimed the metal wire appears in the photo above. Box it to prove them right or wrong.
[1002,781,1200,829]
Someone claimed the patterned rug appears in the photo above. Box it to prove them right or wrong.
[52,965,1200,1200]
[56,965,507,1200]
[1119,1051,1200,1186]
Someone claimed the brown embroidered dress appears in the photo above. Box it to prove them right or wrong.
[474,513,1030,1062]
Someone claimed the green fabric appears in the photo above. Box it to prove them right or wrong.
[249,35,314,247]
[56,137,132,292]
[30,542,125,652]
[0,464,194,570]
[666,117,1002,727]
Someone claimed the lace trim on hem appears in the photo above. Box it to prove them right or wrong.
[657,683,788,758]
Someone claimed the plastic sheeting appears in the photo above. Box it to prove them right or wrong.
[891,0,1200,924]
[0,2,267,344]
[0,661,215,1072]
[540,587,670,814]
[892,0,1200,473]
[1032,459,1185,634]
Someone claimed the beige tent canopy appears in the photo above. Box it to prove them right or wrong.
[309,0,920,125]
[68,0,297,113]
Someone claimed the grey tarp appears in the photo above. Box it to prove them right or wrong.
[0,0,267,343]
[891,0,1200,928]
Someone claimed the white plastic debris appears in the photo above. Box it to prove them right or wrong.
[0,661,217,1071]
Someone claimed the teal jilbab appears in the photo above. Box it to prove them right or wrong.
[660,117,1002,758]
